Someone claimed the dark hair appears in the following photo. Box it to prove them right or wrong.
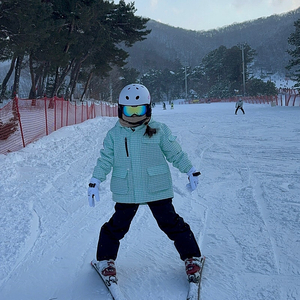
[144,125,157,137]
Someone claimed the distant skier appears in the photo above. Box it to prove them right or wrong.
[163,102,166,110]
[235,98,245,115]
[88,83,203,284]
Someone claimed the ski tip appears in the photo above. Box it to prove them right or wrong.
[201,256,206,266]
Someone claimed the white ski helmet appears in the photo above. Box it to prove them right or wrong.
[118,83,151,118]
[118,83,151,105]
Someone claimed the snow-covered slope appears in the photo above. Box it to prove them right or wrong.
[0,102,299,300]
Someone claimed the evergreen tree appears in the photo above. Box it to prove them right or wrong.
[246,78,277,96]
[46,0,150,100]
[0,0,150,100]
[287,19,300,90]
[140,66,185,102]
[193,44,256,98]
[0,0,52,99]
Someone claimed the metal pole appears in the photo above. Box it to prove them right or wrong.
[241,44,246,96]
[185,66,188,101]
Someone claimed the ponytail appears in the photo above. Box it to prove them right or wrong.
[144,125,157,137]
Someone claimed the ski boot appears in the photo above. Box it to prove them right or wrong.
[185,256,204,283]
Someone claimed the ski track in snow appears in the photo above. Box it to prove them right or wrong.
[0,103,300,300]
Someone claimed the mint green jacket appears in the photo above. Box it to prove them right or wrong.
[92,118,193,204]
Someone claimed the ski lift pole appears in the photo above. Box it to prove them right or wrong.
[241,44,246,96]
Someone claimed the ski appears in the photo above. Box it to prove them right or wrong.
[187,256,206,300]
[91,259,128,300]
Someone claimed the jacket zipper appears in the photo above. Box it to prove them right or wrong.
[125,137,129,157]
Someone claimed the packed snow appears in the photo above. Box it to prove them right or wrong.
[0,102,299,300]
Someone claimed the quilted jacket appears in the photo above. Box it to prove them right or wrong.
[92,118,193,204]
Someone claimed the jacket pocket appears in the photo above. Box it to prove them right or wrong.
[146,164,172,193]
[110,167,129,194]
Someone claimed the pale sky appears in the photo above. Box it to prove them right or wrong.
[123,0,300,31]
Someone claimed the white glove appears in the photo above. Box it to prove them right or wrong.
[187,167,200,191]
[88,177,101,207]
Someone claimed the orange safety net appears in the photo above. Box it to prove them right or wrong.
[0,97,117,154]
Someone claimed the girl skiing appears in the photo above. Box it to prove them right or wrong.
[88,83,203,284]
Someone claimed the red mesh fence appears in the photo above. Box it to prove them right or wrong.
[277,90,300,106]
[0,97,117,154]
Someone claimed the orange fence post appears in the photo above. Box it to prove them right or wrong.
[44,96,49,136]
[14,96,26,148]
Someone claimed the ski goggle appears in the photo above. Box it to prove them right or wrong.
[123,105,147,117]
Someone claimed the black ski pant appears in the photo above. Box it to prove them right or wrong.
[235,106,245,114]
[96,198,201,261]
